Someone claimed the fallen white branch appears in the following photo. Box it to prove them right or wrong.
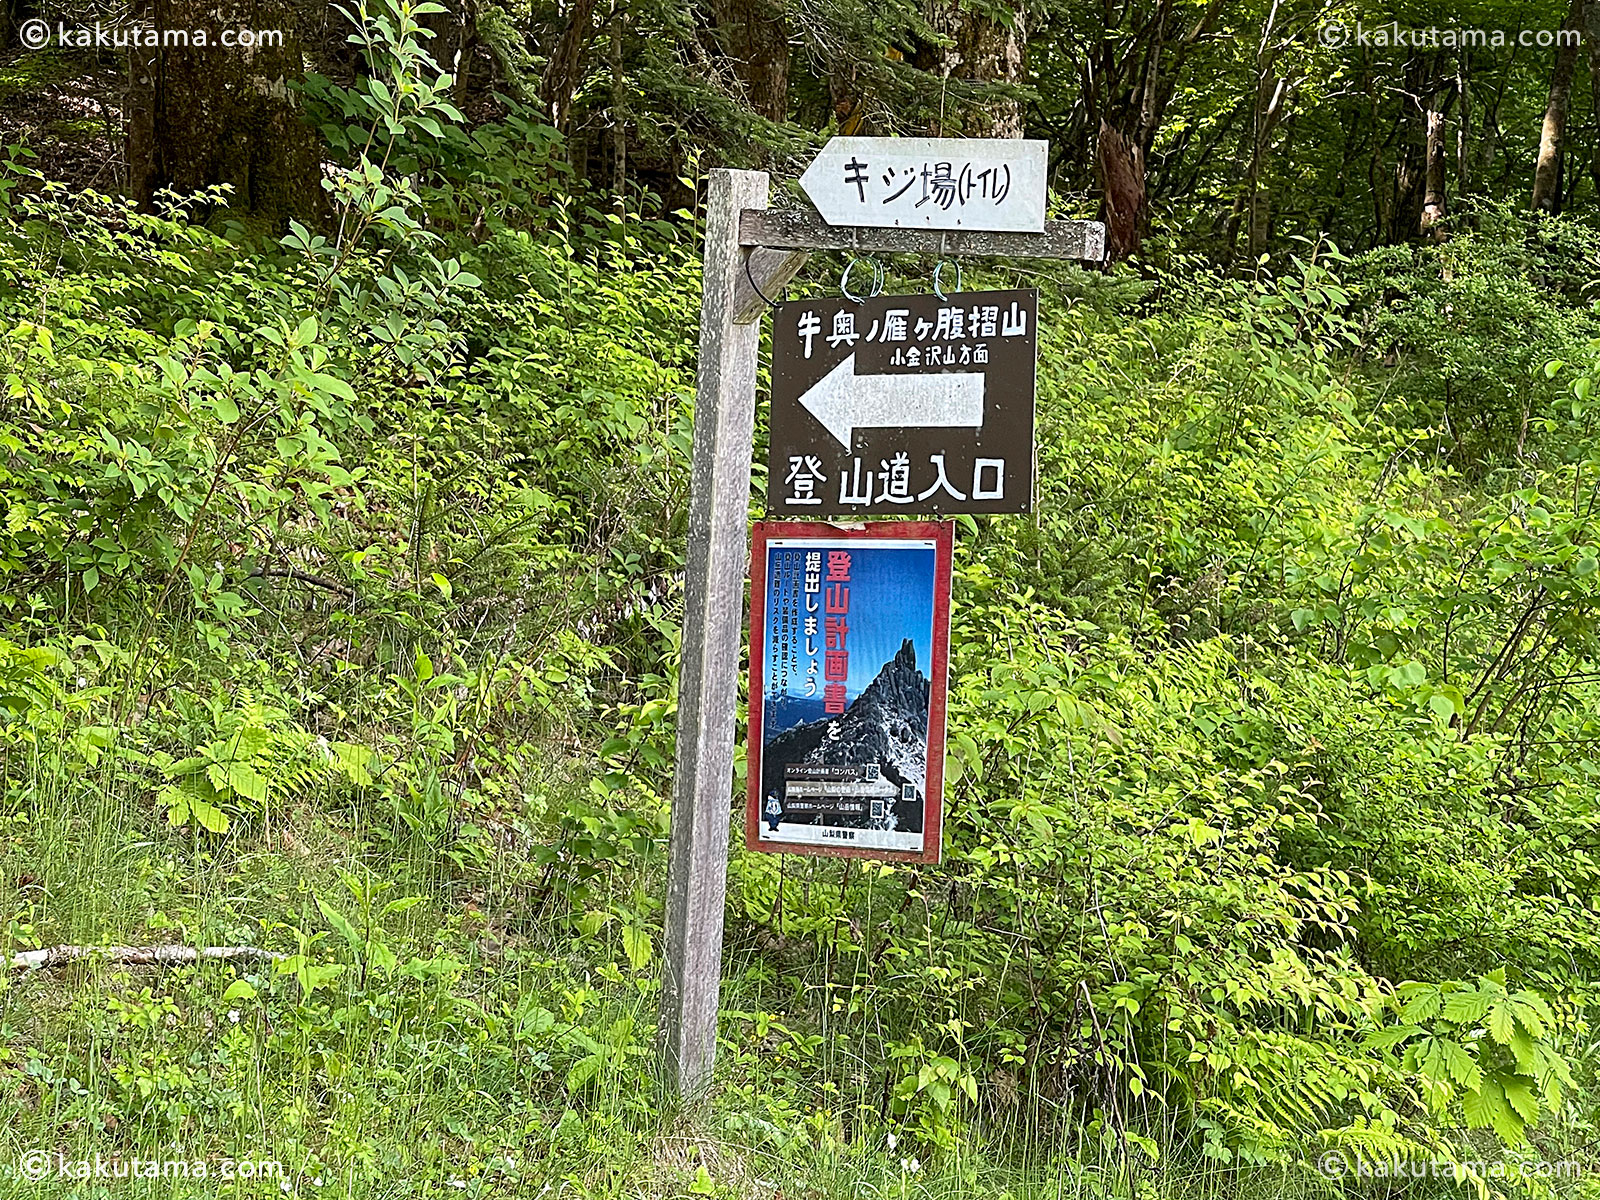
[8,945,284,970]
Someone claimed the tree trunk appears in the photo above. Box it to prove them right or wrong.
[451,1,481,108]
[1087,0,1223,261]
[1388,55,1449,243]
[125,0,323,227]
[541,0,601,134]
[919,0,1025,137]
[1532,0,1582,212]
[1586,0,1600,198]
[609,0,627,209]
[1243,75,1288,260]
[1096,120,1145,260]
[1421,104,1448,238]
[706,0,790,122]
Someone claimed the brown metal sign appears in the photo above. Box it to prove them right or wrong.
[767,288,1037,516]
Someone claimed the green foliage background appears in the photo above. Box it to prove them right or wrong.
[4,6,1600,1199]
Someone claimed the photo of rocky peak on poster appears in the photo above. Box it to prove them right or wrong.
[754,537,941,855]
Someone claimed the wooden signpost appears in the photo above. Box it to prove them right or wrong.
[660,145,1106,1099]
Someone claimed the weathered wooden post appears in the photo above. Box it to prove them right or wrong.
[659,168,773,1099]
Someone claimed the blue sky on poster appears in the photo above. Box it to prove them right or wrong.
[765,539,936,699]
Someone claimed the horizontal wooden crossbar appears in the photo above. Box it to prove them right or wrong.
[739,208,1106,262]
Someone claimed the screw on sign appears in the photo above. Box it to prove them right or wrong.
[767,289,1038,517]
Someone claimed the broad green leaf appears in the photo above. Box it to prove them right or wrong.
[1488,1003,1515,1046]
[621,924,652,972]
[1439,1039,1481,1091]
[565,1053,601,1093]
[368,940,398,975]
[577,910,611,937]
[1511,992,1554,1035]
[189,795,230,834]
[1502,1077,1539,1124]
[226,763,269,804]
[316,896,363,954]
[331,742,374,786]
[1461,1080,1496,1130]
[1441,989,1492,1023]
[1364,1024,1422,1051]
[1400,986,1441,1022]
[229,726,274,758]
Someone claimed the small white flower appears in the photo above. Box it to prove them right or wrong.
[886,1133,897,1151]
[448,1180,466,1190]
[228,1010,240,1024]
[279,1180,291,1194]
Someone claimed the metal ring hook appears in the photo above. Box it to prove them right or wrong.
[841,256,885,304]
[933,258,962,303]
[841,256,866,304]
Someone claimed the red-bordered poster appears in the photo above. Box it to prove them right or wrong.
[746,521,954,863]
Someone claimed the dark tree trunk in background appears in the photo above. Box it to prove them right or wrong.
[1421,105,1448,238]
[1221,0,1292,262]
[920,0,1026,137]
[449,1,482,107]
[707,0,790,121]
[1224,67,1288,260]
[1531,0,1581,212]
[1386,54,1450,242]
[126,0,322,226]
[541,0,601,134]
[0,0,33,50]
[1086,0,1223,261]
[608,0,627,207]
[1096,121,1144,260]
[1585,1,1600,200]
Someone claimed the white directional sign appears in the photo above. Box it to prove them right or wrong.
[798,354,984,450]
[768,289,1039,517]
[799,137,1048,233]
